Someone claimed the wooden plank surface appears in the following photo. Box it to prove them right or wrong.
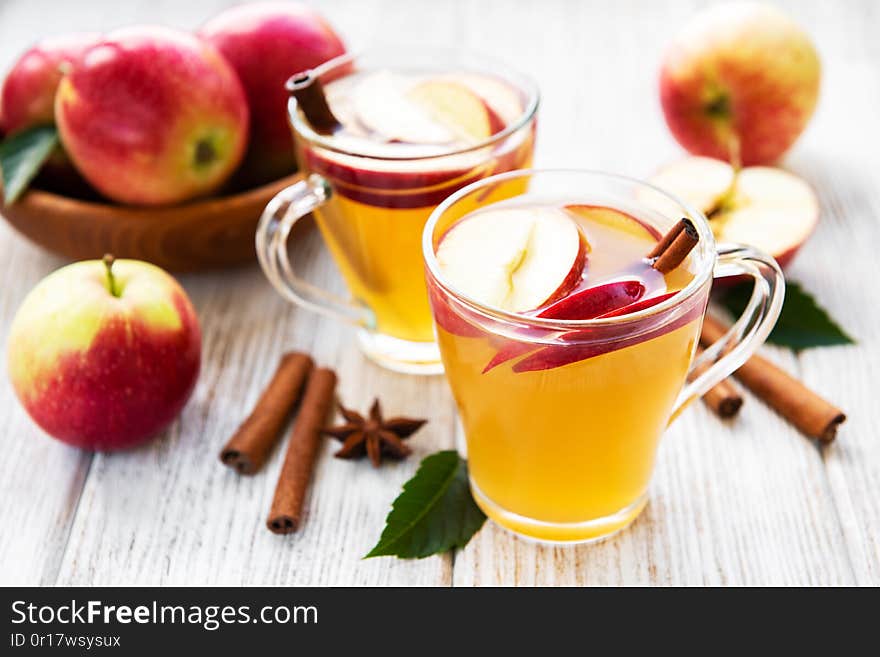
[0,0,877,586]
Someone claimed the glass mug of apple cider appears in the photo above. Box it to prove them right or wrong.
[423,170,785,543]
[256,48,538,374]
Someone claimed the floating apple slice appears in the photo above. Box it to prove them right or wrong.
[454,73,524,127]
[512,296,704,373]
[408,80,492,142]
[645,156,818,268]
[428,282,484,338]
[537,279,646,320]
[565,205,662,241]
[437,207,587,314]
[352,71,454,144]
[482,279,646,373]
[596,291,677,318]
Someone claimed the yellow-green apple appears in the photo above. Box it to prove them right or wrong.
[0,32,99,193]
[436,206,587,312]
[645,156,818,268]
[55,26,249,205]
[7,257,201,450]
[659,2,820,165]
[201,2,346,186]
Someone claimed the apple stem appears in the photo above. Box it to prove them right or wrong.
[103,253,120,297]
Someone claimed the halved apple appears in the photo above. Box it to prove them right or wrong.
[436,206,587,313]
[644,156,818,268]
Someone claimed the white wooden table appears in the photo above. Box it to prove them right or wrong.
[0,0,877,586]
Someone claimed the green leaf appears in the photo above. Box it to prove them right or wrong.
[0,125,58,204]
[366,450,486,559]
[717,280,855,351]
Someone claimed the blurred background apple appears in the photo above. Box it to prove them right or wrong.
[201,2,346,187]
[659,2,820,165]
[0,32,99,193]
[55,26,249,205]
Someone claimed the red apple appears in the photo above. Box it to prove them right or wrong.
[55,26,249,206]
[645,156,818,268]
[0,32,99,192]
[201,2,346,186]
[7,257,201,450]
[1,33,98,134]
[659,2,820,165]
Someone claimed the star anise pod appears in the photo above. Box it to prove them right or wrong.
[323,399,427,467]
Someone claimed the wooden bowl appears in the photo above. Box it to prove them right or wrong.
[0,173,302,272]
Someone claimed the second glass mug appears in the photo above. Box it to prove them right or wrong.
[257,47,539,374]
[423,170,784,543]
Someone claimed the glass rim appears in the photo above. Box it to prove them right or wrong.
[422,168,717,330]
[286,46,540,161]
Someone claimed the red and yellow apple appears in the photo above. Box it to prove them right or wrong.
[1,32,98,134]
[659,2,820,165]
[646,156,818,268]
[201,2,346,185]
[55,26,249,205]
[0,32,99,192]
[7,257,201,451]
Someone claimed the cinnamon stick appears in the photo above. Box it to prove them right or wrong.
[267,367,338,534]
[700,314,846,442]
[691,347,744,419]
[287,71,341,134]
[650,218,699,274]
[220,352,314,474]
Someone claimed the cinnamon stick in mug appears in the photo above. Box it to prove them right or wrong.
[267,367,338,534]
[651,218,699,274]
[287,71,342,134]
[220,352,314,474]
[700,314,846,442]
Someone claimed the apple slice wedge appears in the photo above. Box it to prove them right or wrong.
[436,206,587,313]
[352,71,454,144]
[482,279,647,373]
[408,79,492,142]
[645,156,818,268]
[596,291,678,318]
[565,205,662,241]
[537,279,646,320]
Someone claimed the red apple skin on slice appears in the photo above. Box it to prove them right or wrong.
[483,279,649,373]
[597,291,678,318]
[537,279,645,320]
[512,292,706,374]
[427,281,484,338]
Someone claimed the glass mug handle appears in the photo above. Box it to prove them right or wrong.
[671,243,785,418]
[255,173,375,328]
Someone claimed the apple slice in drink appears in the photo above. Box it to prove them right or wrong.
[436,206,587,314]
[565,205,662,241]
[352,71,455,144]
[645,156,818,269]
[482,279,647,372]
[536,279,645,320]
[408,80,493,142]
[596,290,678,318]
[512,293,705,373]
